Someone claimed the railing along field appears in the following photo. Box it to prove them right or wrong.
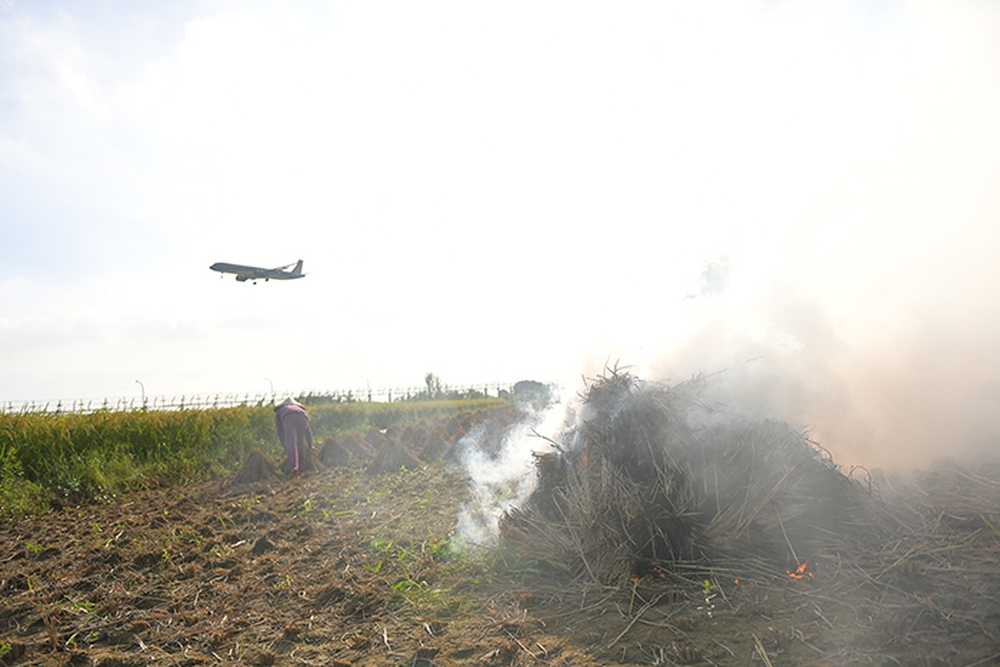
[2,382,517,415]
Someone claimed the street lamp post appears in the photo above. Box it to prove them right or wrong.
[264,378,275,403]
[135,380,146,409]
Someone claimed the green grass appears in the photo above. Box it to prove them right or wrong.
[0,398,506,519]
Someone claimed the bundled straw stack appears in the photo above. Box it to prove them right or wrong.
[499,370,874,584]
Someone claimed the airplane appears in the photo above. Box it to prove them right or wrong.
[209,259,305,283]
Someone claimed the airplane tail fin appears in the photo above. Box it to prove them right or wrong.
[292,259,303,276]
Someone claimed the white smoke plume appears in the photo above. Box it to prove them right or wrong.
[454,397,573,546]
[644,248,1000,472]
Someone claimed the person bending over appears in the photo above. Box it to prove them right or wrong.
[274,397,315,475]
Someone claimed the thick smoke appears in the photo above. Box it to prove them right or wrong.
[454,398,570,546]
[445,0,1000,558]
[456,239,1000,550]
[645,252,1000,471]
[637,0,1000,471]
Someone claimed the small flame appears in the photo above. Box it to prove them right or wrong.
[786,560,813,580]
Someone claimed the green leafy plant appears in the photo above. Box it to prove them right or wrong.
[698,579,717,618]
[372,536,394,552]
[393,570,428,594]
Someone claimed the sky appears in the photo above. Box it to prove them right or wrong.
[2,0,999,468]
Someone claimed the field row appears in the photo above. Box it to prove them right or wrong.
[0,398,508,519]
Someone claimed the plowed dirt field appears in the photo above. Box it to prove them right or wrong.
[3,442,1000,666]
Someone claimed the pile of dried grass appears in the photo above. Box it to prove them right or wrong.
[418,429,452,462]
[340,434,376,462]
[499,370,875,584]
[229,449,277,486]
[320,437,372,468]
[319,437,352,467]
[365,439,422,476]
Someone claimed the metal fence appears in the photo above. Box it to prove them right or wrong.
[1,382,520,415]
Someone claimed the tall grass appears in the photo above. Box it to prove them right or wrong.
[0,398,506,518]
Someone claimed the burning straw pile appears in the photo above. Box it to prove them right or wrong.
[499,371,875,584]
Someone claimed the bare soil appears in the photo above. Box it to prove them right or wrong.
[2,453,1000,666]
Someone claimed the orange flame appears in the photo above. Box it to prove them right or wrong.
[786,561,813,580]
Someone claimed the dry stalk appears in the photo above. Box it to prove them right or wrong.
[45,611,61,651]
[607,592,664,648]
[752,634,775,667]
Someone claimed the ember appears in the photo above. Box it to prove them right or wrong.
[785,561,813,580]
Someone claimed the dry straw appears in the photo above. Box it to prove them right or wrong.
[500,369,877,584]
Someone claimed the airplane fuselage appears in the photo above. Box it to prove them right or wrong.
[209,260,305,283]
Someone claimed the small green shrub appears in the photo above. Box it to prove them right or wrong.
[0,445,47,519]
